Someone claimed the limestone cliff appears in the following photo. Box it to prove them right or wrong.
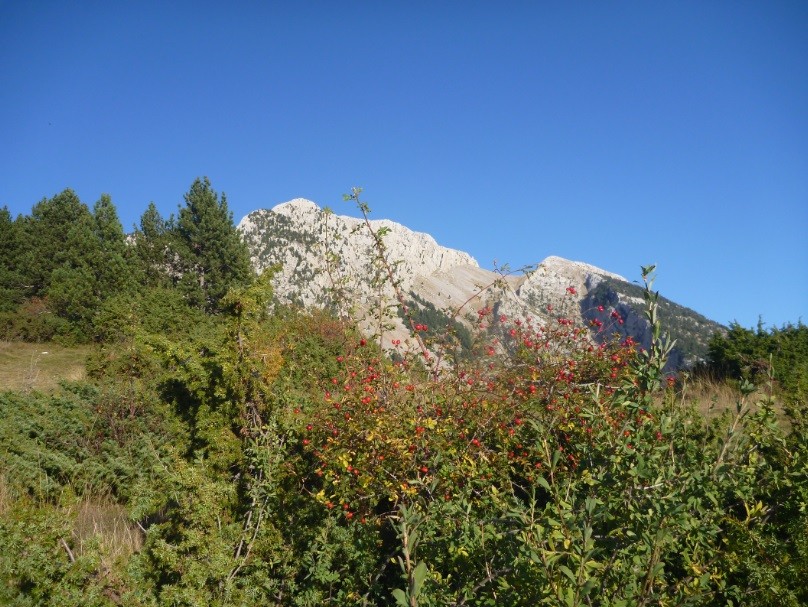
[238,199,724,368]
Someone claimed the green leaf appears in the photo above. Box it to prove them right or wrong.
[559,565,576,583]
[412,561,428,597]
[392,588,408,606]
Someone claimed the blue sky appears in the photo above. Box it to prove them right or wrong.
[2,1,806,328]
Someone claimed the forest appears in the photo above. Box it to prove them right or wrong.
[1,180,806,606]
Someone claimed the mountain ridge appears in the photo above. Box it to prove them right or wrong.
[237,198,725,368]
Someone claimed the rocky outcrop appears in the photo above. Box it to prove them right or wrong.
[237,199,724,368]
[239,199,476,308]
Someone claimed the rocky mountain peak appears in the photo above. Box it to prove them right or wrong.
[237,199,477,310]
[270,198,320,214]
[538,255,627,282]
[237,199,725,369]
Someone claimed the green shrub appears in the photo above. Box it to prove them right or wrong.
[2,184,806,605]
[703,321,808,421]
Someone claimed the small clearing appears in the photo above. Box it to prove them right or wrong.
[0,341,91,392]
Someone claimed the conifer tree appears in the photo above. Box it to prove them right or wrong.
[0,207,23,312]
[92,194,138,299]
[173,177,254,313]
[46,205,102,340]
[14,190,136,340]
[18,189,91,297]
[133,202,173,288]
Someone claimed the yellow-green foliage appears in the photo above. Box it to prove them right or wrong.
[1,207,806,605]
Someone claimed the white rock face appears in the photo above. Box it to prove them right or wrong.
[238,199,632,318]
[238,199,478,335]
[511,256,627,316]
[537,256,626,283]
[413,264,523,316]
[236,199,719,369]
[238,197,633,330]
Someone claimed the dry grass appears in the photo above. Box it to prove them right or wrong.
[681,375,742,419]
[1,480,142,578]
[71,498,144,565]
[0,475,11,517]
[675,373,789,428]
[0,341,92,392]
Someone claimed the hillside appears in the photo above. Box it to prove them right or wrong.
[238,199,725,368]
[2,184,805,607]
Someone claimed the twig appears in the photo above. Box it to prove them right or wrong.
[60,537,76,563]
[347,188,436,376]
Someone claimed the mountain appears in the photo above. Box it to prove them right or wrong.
[238,199,724,369]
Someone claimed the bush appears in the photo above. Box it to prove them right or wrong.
[2,187,806,605]
[0,298,71,343]
[703,321,808,420]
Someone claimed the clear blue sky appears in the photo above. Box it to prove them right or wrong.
[2,1,806,328]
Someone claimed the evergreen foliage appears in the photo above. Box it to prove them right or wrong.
[0,185,806,605]
[44,195,140,342]
[0,191,142,342]
[172,177,254,313]
[1,180,253,341]
[584,276,725,366]
[704,320,808,415]
[0,384,172,502]
[400,292,474,356]
[0,206,25,312]
[91,194,138,300]
[18,189,93,297]
[132,202,173,289]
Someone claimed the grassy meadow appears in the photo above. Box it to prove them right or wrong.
[0,341,91,392]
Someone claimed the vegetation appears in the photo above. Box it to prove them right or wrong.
[0,186,806,605]
[583,277,725,367]
[0,341,91,392]
[0,178,252,343]
[699,320,808,421]
[171,177,254,313]
[399,292,474,357]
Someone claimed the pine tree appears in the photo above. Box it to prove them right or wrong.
[46,206,102,340]
[18,189,92,297]
[92,194,138,299]
[133,202,173,288]
[0,207,24,312]
[14,190,136,341]
[173,178,254,313]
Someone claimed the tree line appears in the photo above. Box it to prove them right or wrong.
[0,186,806,605]
[0,178,254,342]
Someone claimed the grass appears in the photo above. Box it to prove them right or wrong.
[0,475,10,518]
[72,498,143,564]
[682,374,741,419]
[677,372,790,429]
[0,341,92,392]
